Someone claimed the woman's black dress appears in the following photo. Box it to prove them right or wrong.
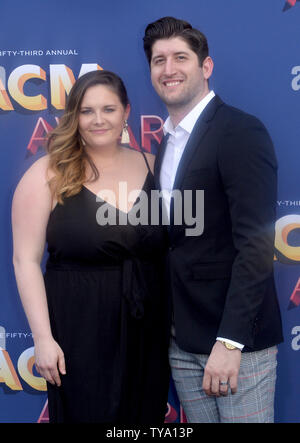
[44,154,170,423]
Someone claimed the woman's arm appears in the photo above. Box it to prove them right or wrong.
[12,156,65,386]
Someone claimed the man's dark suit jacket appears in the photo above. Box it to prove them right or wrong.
[154,95,283,354]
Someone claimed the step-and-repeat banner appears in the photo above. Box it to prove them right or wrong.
[0,0,299,423]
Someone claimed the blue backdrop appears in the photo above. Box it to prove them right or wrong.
[0,0,299,423]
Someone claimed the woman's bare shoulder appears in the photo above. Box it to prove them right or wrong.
[12,155,53,236]
[13,155,53,197]
[123,147,156,173]
[22,154,53,180]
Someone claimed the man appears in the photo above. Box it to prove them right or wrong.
[143,17,283,423]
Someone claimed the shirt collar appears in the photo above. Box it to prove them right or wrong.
[163,90,215,136]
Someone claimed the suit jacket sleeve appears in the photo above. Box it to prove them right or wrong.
[216,112,277,348]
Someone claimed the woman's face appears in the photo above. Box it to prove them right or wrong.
[78,84,130,150]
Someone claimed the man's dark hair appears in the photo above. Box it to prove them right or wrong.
[143,16,209,66]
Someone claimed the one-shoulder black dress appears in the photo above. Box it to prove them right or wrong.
[44,152,171,423]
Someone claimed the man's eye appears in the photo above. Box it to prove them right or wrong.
[105,108,115,112]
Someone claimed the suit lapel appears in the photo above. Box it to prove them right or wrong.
[172,119,209,191]
[173,95,223,191]
[153,95,224,235]
[154,133,169,189]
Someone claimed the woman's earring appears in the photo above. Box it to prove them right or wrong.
[81,136,86,146]
[121,120,130,145]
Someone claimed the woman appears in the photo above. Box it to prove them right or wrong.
[12,70,170,423]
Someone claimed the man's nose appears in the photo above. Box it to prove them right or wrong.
[163,58,177,76]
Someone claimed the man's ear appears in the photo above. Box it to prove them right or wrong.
[202,56,214,80]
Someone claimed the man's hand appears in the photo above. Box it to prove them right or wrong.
[202,341,241,396]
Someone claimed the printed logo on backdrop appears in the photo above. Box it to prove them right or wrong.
[0,326,45,391]
[0,58,164,154]
[2,46,298,423]
[275,211,300,354]
[288,0,300,360]
[0,66,5,87]
[0,52,169,424]
[275,211,300,309]
[0,325,49,421]
[283,0,300,11]
[0,322,185,423]
[291,66,300,91]
[0,326,5,350]
[292,326,300,351]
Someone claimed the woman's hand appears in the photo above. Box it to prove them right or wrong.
[34,337,66,386]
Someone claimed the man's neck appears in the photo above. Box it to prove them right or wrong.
[168,90,211,128]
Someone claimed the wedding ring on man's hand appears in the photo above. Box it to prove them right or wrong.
[219,381,228,386]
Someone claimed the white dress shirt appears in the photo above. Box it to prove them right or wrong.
[160,90,215,220]
[161,90,244,351]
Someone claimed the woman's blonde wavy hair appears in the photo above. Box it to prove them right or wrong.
[46,70,129,204]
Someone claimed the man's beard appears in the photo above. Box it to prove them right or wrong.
[160,89,195,109]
